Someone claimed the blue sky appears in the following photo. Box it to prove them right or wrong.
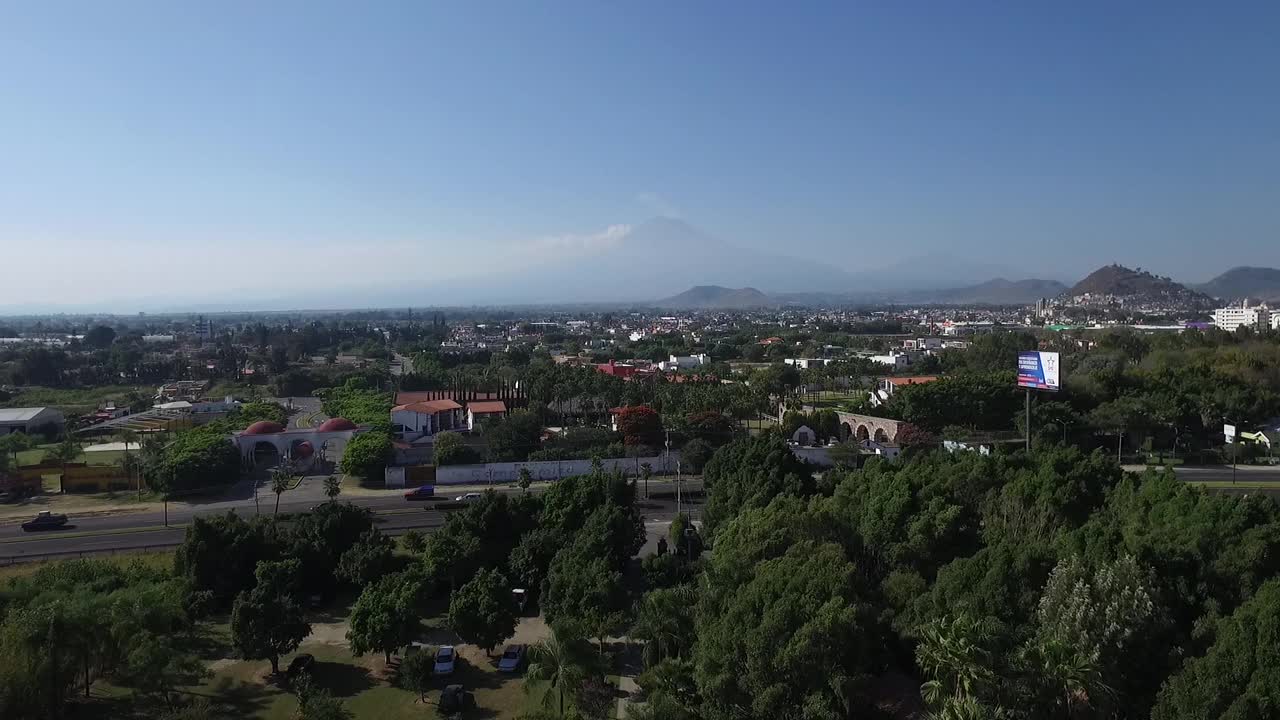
[2,2,1278,308]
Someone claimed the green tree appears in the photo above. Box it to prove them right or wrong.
[116,631,208,710]
[346,572,424,664]
[339,430,393,479]
[292,674,353,720]
[0,432,34,466]
[679,438,713,473]
[83,324,117,349]
[632,584,696,669]
[1153,579,1280,719]
[526,630,596,718]
[448,568,519,656]
[397,649,434,702]
[916,614,1005,719]
[45,438,80,494]
[322,475,341,502]
[701,435,815,541]
[433,430,480,465]
[175,512,278,608]
[335,529,395,586]
[485,410,545,462]
[270,467,298,517]
[230,560,311,675]
[695,531,877,720]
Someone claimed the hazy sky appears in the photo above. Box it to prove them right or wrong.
[2,2,1278,309]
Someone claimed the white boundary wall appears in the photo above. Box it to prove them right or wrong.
[431,453,679,486]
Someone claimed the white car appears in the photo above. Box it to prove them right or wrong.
[434,645,456,675]
[454,493,482,503]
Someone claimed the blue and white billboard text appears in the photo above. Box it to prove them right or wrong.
[1017,351,1060,391]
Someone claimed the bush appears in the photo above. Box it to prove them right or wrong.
[433,431,480,466]
[339,431,393,479]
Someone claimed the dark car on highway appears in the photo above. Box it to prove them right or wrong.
[403,485,436,501]
[21,511,69,532]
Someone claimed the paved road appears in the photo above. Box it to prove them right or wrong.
[0,480,704,563]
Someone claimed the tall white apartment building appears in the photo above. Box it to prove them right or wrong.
[1213,300,1275,332]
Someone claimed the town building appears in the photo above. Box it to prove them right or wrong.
[391,400,464,440]
[871,376,940,407]
[1213,301,1276,332]
[869,350,918,369]
[784,357,838,370]
[467,400,508,431]
[657,353,710,371]
[0,407,65,436]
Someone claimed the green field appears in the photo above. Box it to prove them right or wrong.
[0,550,173,583]
[16,443,127,467]
[0,385,152,415]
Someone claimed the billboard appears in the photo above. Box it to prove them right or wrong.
[1017,351,1060,391]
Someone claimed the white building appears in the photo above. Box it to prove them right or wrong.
[1213,301,1276,332]
[0,407,65,436]
[784,357,837,370]
[901,338,943,351]
[658,353,710,371]
[869,350,917,369]
[466,401,508,431]
[391,399,464,440]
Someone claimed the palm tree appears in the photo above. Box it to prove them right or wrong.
[526,631,593,718]
[916,615,998,715]
[270,467,295,517]
[632,585,695,668]
[323,475,341,502]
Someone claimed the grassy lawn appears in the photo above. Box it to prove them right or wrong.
[0,385,152,415]
[16,444,127,467]
[59,596,546,720]
[0,550,173,583]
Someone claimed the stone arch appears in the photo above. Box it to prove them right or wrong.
[252,440,281,467]
[841,422,853,441]
[873,428,889,443]
[856,425,870,442]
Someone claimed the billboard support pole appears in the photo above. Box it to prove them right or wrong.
[1025,389,1031,453]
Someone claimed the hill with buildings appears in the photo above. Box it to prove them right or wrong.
[1067,264,1211,306]
[655,285,773,309]
[920,278,1068,305]
[1197,266,1280,301]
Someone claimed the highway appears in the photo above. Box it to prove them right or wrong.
[6,462,1277,564]
[0,480,705,564]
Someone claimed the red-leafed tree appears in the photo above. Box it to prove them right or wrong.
[894,422,939,453]
[616,406,664,448]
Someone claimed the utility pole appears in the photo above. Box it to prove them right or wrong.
[676,459,682,516]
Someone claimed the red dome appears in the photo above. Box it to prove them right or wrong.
[243,420,286,435]
[293,441,314,458]
[317,417,357,432]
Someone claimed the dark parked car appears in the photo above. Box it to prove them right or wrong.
[439,684,474,718]
[285,653,314,681]
[21,511,68,532]
[403,485,436,501]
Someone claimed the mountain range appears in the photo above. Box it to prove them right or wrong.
[1195,267,1280,302]
[4,216,1279,313]
[655,286,774,310]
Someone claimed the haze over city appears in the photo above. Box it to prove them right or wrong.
[3,2,1279,312]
